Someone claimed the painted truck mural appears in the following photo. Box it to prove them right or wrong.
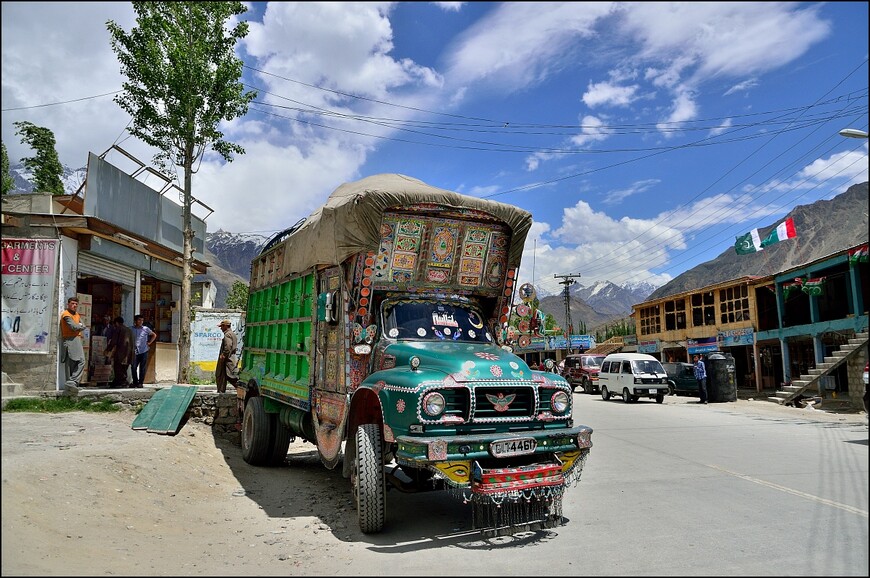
[237,174,593,536]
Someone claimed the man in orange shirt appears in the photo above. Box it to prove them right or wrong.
[59,296,87,393]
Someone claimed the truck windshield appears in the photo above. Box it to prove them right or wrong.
[383,301,492,343]
[631,359,665,375]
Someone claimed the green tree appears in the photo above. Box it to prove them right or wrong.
[12,122,64,195]
[1,142,14,195]
[225,280,249,310]
[108,2,256,383]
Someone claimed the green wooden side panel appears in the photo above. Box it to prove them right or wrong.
[133,385,198,435]
[131,387,171,430]
[241,271,314,407]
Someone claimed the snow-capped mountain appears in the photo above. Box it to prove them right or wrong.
[8,163,87,195]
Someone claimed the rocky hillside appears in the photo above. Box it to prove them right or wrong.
[648,181,869,300]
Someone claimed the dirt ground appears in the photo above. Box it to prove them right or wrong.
[1,399,866,576]
[0,410,367,576]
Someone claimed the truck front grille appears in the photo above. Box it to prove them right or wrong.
[472,386,535,421]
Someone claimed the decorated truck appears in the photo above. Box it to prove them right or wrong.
[236,174,593,536]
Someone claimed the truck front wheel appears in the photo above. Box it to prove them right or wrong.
[354,423,386,533]
[241,397,272,466]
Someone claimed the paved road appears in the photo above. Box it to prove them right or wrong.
[344,395,869,576]
[2,395,866,576]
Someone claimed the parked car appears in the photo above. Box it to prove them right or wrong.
[598,353,669,404]
[564,354,606,393]
[663,362,698,396]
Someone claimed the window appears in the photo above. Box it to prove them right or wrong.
[601,361,611,372]
[691,292,716,326]
[639,304,661,336]
[664,299,687,331]
[621,361,632,374]
[719,285,751,324]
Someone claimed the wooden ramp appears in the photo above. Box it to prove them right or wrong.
[131,385,198,435]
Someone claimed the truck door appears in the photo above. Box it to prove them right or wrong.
[313,266,349,469]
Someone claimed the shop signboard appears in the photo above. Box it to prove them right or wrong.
[718,327,754,347]
[638,339,659,354]
[687,336,718,354]
[189,309,245,373]
[570,335,595,349]
[1,238,58,354]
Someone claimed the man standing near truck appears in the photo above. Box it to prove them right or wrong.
[216,319,239,393]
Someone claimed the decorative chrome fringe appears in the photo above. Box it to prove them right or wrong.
[439,450,590,535]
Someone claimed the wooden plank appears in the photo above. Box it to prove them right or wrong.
[131,387,171,430]
[146,386,198,435]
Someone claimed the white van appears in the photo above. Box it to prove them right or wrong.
[598,353,669,404]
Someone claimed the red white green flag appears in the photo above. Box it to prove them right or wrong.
[848,244,868,264]
[800,276,826,296]
[760,217,797,248]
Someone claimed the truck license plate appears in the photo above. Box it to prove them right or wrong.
[490,438,537,458]
[648,388,657,394]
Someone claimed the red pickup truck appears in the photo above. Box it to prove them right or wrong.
[564,354,606,394]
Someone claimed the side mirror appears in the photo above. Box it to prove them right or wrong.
[317,290,340,324]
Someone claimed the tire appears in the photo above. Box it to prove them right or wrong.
[622,388,632,404]
[601,385,610,401]
[354,423,386,533]
[267,413,292,466]
[582,377,590,394]
[241,397,272,466]
[655,394,665,404]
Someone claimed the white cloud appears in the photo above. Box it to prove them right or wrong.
[444,2,613,91]
[1,2,136,167]
[723,78,758,96]
[582,80,639,108]
[601,179,660,205]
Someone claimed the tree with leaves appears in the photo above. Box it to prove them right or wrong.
[108,2,256,383]
[225,280,249,310]
[1,142,14,195]
[12,122,64,195]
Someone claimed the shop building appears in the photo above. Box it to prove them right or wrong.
[629,243,868,408]
[1,147,209,391]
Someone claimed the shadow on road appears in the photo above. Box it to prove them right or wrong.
[207,431,557,550]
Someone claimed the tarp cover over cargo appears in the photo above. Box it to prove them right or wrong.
[266,174,532,278]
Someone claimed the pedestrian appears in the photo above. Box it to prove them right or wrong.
[107,316,134,388]
[59,296,87,393]
[693,354,708,404]
[216,319,240,393]
[131,314,157,388]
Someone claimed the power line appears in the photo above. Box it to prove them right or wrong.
[1,90,122,112]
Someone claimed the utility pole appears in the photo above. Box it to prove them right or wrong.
[554,273,581,353]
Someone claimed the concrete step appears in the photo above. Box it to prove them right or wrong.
[768,396,786,404]
[1,372,25,398]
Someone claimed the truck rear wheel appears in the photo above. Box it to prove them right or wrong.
[241,397,272,465]
[268,413,292,466]
[354,423,386,533]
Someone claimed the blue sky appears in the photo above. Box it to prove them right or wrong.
[2,2,868,298]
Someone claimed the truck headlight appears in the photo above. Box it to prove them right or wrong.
[409,355,421,370]
[422,392,445,417]
[551,390,569,414]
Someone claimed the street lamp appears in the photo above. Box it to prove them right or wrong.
[839,128,869,139]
